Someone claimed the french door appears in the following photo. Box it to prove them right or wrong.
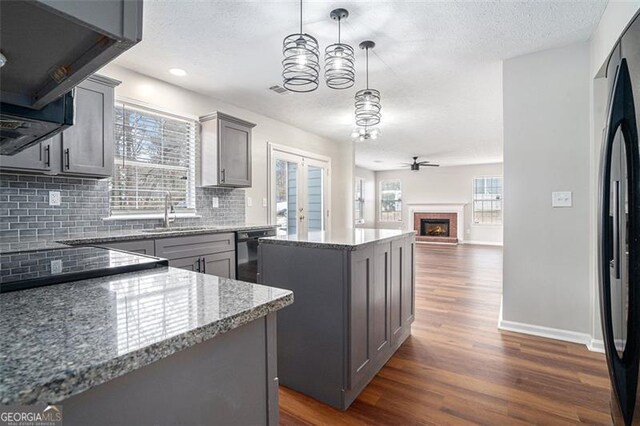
[269,144,331,236]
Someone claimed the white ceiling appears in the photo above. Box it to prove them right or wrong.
[114,0,607,171]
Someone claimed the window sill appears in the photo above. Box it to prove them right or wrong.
[104,213,202,221]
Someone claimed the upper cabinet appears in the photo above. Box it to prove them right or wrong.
[199,112,255,188]
[0,75,120,178]
[61,76,117,177]
[0,0,141,109]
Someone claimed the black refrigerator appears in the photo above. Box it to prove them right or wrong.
[599,11,640,426]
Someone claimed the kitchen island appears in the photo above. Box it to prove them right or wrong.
[258,228,416,410]
[0,266,292,425]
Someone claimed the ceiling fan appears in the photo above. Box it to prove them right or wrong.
[402,156,439,171]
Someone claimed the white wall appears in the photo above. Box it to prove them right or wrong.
[354,166,376,227]
[100,64,354,230]
[374,163,503,244]
[502,43,591,335]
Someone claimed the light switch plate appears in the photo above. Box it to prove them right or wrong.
[247,196,253,207]
[211,197,219,208]
[262,198,268,208]
[49,191,61,206]
[552,191,572,208]
[51,259,63,274]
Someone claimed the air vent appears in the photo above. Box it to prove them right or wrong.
[269,85,289,95]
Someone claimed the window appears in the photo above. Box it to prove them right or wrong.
[380,179,402,222]
[110,103,197,216]
[354,177,365,224]
[473,176,503,225]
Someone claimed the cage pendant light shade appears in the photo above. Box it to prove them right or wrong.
[282,0,320,92]
[325,9,355,89]
[354,41,381,127]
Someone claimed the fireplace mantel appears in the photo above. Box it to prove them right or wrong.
[405,203,466,242]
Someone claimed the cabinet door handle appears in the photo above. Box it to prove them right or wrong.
[221,168,226,183]
[44,145,50,167]
[64,148,70,169]
[195,257,201,272]
[201,257,206,273]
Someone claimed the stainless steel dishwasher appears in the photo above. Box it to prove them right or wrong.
[235,227,277,283]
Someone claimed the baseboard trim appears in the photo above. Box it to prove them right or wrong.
[498,318,592,346]
[498,297,595,349]
[463,240,503,246]
[588,339,605,353]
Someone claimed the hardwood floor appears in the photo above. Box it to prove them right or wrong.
[279,244,612,425]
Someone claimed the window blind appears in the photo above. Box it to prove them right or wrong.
[111,103,197,215]
[472,176,503,225]
[380,179,402,222]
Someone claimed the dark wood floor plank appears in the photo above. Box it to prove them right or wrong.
[279,244,611,425]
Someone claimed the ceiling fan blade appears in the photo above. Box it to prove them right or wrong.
[422,164,440,167]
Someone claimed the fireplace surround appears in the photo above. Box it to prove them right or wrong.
[413,212,458,244]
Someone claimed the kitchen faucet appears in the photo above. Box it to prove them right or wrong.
[164,191,175,228]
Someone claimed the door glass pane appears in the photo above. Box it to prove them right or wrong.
[275,159,298,236]
[307,165,324,232]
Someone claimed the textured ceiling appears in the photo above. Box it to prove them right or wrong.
[114,0,607,170]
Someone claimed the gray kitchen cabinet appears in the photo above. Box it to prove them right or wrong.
[259,232,415,410]
[0,134,60,174]
[202,251,236,279]
[99,239,155,256]
[199,112,255,188]
[155,233,234,260]
[83,233,236,278]
[61,75,119,177]
[155,233,236,279]
[1,0,141,109]
[169,255,202,272]
[0,75,119,178]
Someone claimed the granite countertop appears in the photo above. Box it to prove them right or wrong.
[57,224,276,246]
[260,228,416,250]
[0,267,292,405]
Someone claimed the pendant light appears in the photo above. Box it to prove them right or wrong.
[354,41,381,127]
[282,0,320,92]
[351,127,380,142]
[325,8,355,89]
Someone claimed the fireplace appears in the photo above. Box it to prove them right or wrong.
[421,219,450,237]
[413,212,458,244]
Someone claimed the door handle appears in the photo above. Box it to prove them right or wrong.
[44,145,50,167]
[196,257,201,272]
[201,257,206,273]
[612,180,620,279]
[64,148,70,169]
[221,168,226,183]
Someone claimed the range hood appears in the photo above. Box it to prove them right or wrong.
[0,0,142,155]
[0,91,74,156]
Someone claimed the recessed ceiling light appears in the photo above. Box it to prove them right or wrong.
[373,160,383,163]
[169,68,187,77]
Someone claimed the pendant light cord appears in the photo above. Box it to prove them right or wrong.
[299,0,303,34]
[338,18,341,44]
